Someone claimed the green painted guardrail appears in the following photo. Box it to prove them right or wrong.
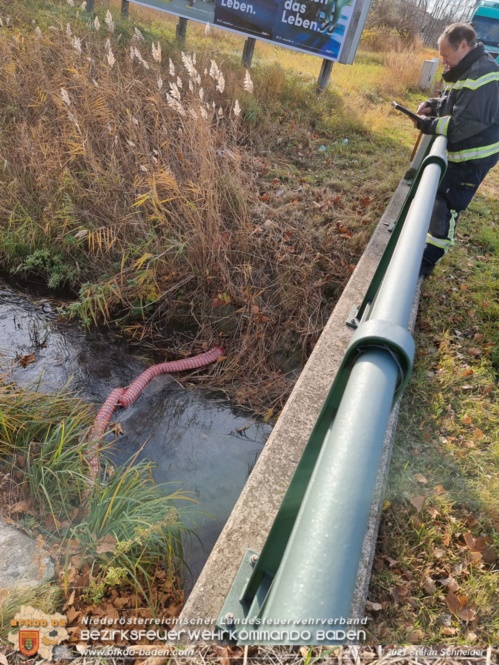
[216,136,448,645]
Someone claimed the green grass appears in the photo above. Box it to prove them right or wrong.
[0,383,194,614]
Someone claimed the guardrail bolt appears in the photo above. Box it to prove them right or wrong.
[224,613,235,625]
[249,554,259,566]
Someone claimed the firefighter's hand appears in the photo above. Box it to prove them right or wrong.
[417,102,432,116]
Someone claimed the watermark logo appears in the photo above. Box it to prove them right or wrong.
[8,606,68,660]
[18,630,40,657]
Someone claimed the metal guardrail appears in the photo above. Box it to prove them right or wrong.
[216,136,448,645]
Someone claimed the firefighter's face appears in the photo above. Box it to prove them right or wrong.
[439,37,472,70]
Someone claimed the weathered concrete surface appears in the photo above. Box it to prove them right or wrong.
[181,177,413,627]
[0,519,55,589]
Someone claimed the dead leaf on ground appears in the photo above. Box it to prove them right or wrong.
[66,606,80,623]
[392,585,410,604]
[426,506,440,519]
[459,607,477,622]
[482,547,497,563]
[439,577,459,591]
[423,576,436,594]
[96,534,117,554]
[214,646,232,665]
[414,473,428,484]
[410,495,425,511]
[64,589,76,609]
[441,626,458,636]
[464,531,492,553]
[407,629,424,643]
[446,591,467,616]
[10,500,31,513]
[365,600,383,611]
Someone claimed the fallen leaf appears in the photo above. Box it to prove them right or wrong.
[392,585,409,603]
[358,196,372,207]
[423,576,436,594]
[464,532,492,553]
[414,473,428,484]
[411,515,422,529]
[441,626,458,636]
[474,333,484,342]
[109,422,124,435]
[459,283,469,291]
[214,646,231,665]
[382,500,391,511]
[458,607,476,622]
[482,547,497,563]
[10,500,32,513]
[445,591,460,615]
[18,354,36,367]
[426,506,440,519]
[66,589,76,607]
[365,600,383,611]
[461,414,472,425]
[470,551,483,564]
[410,495,425,511]
[468,348,481,357]
[66,606,80,623]
[439,577,459,591]
[96,534,117,554]
[407,629,424,643]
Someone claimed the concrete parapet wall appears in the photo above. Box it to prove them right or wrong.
[181,177,413,628]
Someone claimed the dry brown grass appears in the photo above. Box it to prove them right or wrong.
[0,0,417,414]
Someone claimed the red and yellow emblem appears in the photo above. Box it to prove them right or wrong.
[19,630,40,657]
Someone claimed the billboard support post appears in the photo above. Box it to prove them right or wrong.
[242,38,256,68]
[121,0,130,17]
[85,0,95,13]
[176,17,188,45]
[317,59,334,93]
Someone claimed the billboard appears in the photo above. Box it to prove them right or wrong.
[130,0,370,63]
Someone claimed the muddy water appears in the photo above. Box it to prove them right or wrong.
[0,279,271,590]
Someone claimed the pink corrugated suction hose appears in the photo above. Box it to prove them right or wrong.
[86,346,224,479]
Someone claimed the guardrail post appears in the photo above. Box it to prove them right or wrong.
[85,0,95,13]
[121,0,130,17]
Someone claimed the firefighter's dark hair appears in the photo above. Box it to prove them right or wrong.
[439,23,477,49]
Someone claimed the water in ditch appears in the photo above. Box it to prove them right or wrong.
[0,278,271,590]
